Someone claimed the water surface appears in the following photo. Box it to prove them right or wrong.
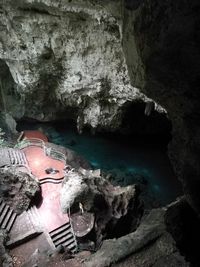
[17,121,182,206]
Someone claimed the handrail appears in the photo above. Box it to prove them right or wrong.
[15,138,66,163]
[46,147,66,163]
[15,138,45,150]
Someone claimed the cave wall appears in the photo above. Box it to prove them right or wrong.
[123,0,200,214]
[0,0,162,132]
[1,0,199,215]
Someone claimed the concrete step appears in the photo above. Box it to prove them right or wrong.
[15,151,23,165]
[0,201,17,232]
[7,149,27,166]
[6,212,17,232]
[7,149,14,164]
[39,179,63,185]
[52,228,72,243]
[63,241,77,253]
[54,232,73,246]
[0,200,5,213]
[21,151,27,165]
[49,222,77,253]
[49,223,71,238]
[0,204,9,226]
[1,208,13,229]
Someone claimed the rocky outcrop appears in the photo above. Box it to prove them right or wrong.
[84,207,189,267]
[61,168,143,246]
[0,167,40,213]
[0,230,13,267]
[123,0,200,215]
[0,0,166,133]
[165,197,200,266]
[0,0,199,253]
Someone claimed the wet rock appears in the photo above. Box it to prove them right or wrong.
[0,167,40,213]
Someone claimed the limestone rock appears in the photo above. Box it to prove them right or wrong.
[0,0,162,132]
[84,208,189,267]
[61,169,143,246]
[0,167,40,214]
[123,0,200,215]
[0,230,13,267]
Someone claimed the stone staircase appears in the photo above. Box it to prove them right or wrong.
[49,222,77,253]
[39,177,64,185]
[0,199,17,232]
[8,148,27,166]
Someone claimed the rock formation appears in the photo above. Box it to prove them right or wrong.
[84,205,189,267]
[0,167,40,214]
[61,168,143,247]
[0,0,165,133]
[0,0,200,265]
[123,0,200,215]
[0,230,13,267]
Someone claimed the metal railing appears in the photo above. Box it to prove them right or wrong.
[15,138,45,150]
[45,147,66,163]
[15,138,66,163]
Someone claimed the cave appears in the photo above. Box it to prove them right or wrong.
[0,0,200,267]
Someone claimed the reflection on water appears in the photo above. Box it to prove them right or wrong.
[17,121,182,206]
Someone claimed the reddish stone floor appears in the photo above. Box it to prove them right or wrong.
[10,133,73,266]
[23,146,65,180]
[38,183,69,232]
[22,144,69,231]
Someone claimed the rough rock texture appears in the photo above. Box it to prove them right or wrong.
[165,197,200,266]
[123,0,200,215]
[84,207,189,267]
[0,230,13,267]
[0,0,165,133]
[0,167,40,213]
[0,112,18,145]
[61,168,143,245]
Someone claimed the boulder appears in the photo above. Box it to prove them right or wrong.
[61,169,143,246]
[0,167,40,214]
[84,207,189,267]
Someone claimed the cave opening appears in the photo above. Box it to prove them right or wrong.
[1,0,198,265]
[17,110,182,210]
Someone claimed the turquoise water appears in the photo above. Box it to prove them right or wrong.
[17,121,182,206]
